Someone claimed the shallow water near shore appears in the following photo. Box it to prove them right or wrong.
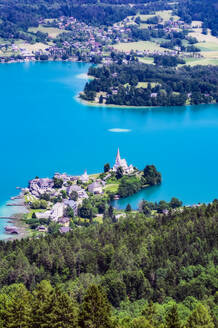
[1,61,218,237]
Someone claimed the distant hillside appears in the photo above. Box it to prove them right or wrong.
[0,0,171,39]
[178,0,218,36]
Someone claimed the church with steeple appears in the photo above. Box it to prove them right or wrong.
[113,148,134,174]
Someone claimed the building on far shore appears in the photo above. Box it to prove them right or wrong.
[113,148,134,174]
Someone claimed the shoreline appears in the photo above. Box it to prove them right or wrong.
[77,95,162,109]
[78,94,216,110]
[0,195,29,241]
[77,94,198,110]
[0,58,89,65]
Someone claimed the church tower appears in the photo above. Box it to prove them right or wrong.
[116,148,121,163]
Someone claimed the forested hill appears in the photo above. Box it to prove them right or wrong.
[1,0,217,41]
[178,0,218,36]
[0,201,217,308]
[0,0,170,33]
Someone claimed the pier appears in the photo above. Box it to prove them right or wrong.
[0,216,17,220]
[6,203,24,206]
[10,195,22,200]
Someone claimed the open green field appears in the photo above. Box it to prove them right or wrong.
[139,10,179,23]
[26,209,47,219]
[196,42,218,52]
[14,40,49,52]
[185,57,218,66]
[89,173,101,179]
[138,57,154,64]
[104,183,119,193]
[188,26,218,65]
[154,10,180,22]
[113,41,165,52]
[136,82,159,88]
[29,25,68,38]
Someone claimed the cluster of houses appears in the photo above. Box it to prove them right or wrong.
[0,11,201,64]
[22,148,134,234]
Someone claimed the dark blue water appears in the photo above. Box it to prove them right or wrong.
[1,61,218,237]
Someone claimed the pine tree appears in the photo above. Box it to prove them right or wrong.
[3,284,32,328]
[31,280,54,328]
[165,305,181,328]
[186,304,214,328]
[131,316,154,328]
[142,301,157,326]
[78,284,114,328]
[48,286,78,328]
[126,204,132,212]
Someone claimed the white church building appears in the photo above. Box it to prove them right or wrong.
[112,148,134,174]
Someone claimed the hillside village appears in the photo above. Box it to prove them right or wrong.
[0,12,205,65]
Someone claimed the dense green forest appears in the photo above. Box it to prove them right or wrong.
[82,63,218,106]
[0,282,217,327]
[0,200,217,326]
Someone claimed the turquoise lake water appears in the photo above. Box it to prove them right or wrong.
[1,61,218,238]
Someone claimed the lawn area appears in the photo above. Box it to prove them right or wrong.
[26,209,47,219]
[184,57,218,66]
[93,215,103,224]
[28,25,68,38]
[104,183,119,193]
[14,41,49,52]
[89,173,101,179]
[189,27,218,44]
[24,193,37,203]
[138,57,154,64]
[196,42,218,52]
[113,41,165,52]
[136,82,159,88]
[187,26,218,65]
[139,10,179,23]
[155,10,179,22]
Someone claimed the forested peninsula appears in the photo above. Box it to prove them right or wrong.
[81,63,218,107]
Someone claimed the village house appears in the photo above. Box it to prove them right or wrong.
[28,178,54,197]
[36,225,48,232]
[50,203,65,221]
[67,185,88,199]
[64,199,78,215]
[88,182,103,194]
[58,217,70,227]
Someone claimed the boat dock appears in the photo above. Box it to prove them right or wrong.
[10,195,22,200]
[6,203,24,206]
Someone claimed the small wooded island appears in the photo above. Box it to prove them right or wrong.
[15,149,161,234]
[80,63,218,107]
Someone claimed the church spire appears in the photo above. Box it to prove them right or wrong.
[116,148,121,162]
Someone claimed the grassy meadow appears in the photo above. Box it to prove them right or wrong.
[28,25,68,38]
[113,41,166,52]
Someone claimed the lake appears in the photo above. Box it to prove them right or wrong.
[1,61,218,238]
